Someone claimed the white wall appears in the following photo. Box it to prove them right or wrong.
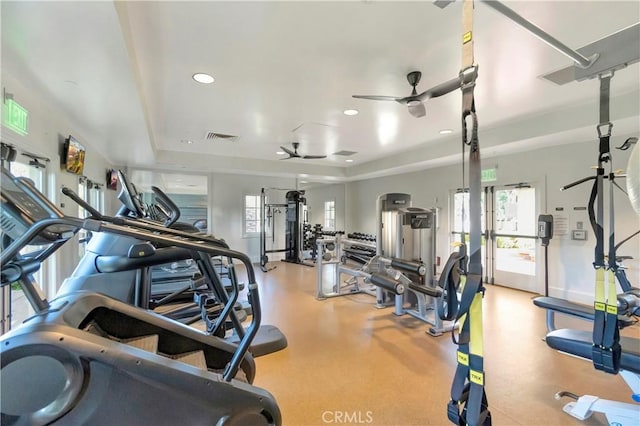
[304,183,346,232]
[208,173,296,262]
[346,139,640,304]
[2,71,118,295]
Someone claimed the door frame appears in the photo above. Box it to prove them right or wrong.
[450,180,544,293]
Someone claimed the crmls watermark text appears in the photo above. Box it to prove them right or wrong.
[321,411,374,424]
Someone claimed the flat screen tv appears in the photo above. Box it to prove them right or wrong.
[64,135,85,175]
[106,169,118,190]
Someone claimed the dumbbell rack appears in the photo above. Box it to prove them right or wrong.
[341,234,377,265]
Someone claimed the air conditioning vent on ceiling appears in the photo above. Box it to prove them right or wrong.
[205,132,239,142]
[332,150,357,156]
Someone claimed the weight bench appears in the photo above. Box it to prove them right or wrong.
[534,296,640,425]
[534,295,638,332]
[545,329,640,425]
[533,296,595,331]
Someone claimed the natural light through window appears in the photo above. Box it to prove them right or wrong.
[324,200,335,231]
[244,194,261,235]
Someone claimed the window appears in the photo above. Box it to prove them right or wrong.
[77,178,90,258]
[451,189,485,243]
[5,161,45,332]
[89,183,104,215]
[324,200,335,231]
[244,195,262,235]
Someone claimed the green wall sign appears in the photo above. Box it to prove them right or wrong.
[481,168,497,182]
[4,98,29,136]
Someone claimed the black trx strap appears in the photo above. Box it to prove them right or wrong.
[447,1,490,425]
[590,73,621,374]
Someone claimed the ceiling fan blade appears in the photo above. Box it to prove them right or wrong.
[280,146,298,157]
[302,155,327,159]
[415,74,466,101]
[408,102,426,118]
[352,95,402,102]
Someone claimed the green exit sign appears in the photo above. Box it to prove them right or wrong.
[4,98,29,136]
[481,168,497,182]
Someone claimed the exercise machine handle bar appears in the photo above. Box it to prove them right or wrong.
[561,173,624,192]
[61,186,103,219]
[151,186,180,227]
[407,282,443,298]
[62,186,230,249]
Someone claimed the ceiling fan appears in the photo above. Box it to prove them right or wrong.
[279,142,326,160]
[353,70,464,118]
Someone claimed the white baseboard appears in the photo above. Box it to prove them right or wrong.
[548,287,595,305]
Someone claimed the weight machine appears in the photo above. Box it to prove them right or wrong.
[259,187,310,272]
[315,235,417,300]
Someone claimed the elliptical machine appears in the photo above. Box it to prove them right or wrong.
[0,167,281,425]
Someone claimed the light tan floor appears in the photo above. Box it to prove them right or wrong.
[248,262,639,426]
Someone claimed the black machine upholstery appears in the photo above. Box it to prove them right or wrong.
[533,296,595,321]
[545,329,640,373]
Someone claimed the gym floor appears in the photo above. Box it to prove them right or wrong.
[248,262,639,426]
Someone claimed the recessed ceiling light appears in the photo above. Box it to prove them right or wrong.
[193,73,215,84]
[345,159,354,163]
[180,139,193,144]
[343,109,359,116]
[276,151,286,155]
[300,181,308,184]
[439,129,454,134]
[300,174,308,178]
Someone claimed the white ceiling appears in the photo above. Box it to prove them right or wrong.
[2,1,639,186]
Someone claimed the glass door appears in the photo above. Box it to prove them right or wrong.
[490,185,538,292]
[451,184,540,293]
[450,189,488,282]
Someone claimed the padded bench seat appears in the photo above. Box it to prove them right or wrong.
[546,329,640,373]
[533,296,595,320]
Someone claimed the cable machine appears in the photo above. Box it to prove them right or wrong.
[259,187,310,272]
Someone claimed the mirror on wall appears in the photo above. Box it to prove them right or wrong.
[130,170,208,230]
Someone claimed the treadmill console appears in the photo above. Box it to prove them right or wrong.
[1,167,75,245]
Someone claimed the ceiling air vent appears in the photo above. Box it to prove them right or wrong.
[333,150,357,156]
[205,132,239,142]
